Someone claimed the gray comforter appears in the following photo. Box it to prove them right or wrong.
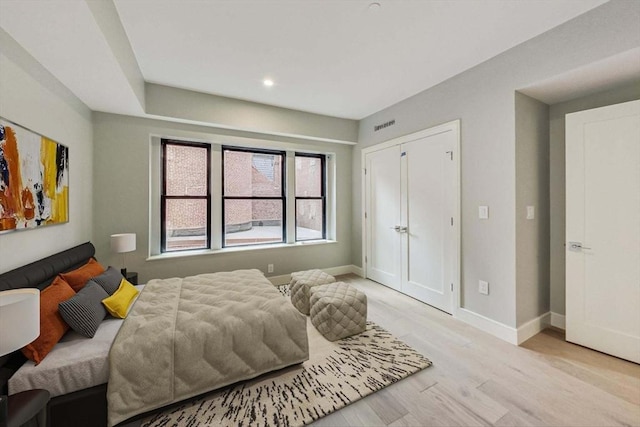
[107,269,309,426]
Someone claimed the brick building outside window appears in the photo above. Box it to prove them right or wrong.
[162,140,326,252]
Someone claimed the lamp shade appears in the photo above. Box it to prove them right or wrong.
[111,233,136,253]
[0,289,40,356]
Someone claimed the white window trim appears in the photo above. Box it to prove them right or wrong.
[148,134,336,258]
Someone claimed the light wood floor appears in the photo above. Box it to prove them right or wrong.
[309,274,640,427]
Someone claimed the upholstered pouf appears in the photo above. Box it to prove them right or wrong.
[309,282,367,341]
[290,269,336,315]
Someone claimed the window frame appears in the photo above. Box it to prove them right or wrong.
[161,139,212,253]
[221,145,287,248]
[294,152,326,241]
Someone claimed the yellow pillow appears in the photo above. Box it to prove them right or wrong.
[102,279,139,318]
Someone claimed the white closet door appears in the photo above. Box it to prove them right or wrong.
[365,145,402,290]
[364,121,459,314]
[401,131,456,314]
[566,99,640,363]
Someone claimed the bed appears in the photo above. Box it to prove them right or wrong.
[0,242,309,426]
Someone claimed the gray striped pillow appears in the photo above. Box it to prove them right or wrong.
[58,281,109,338]
[91,266,124,295]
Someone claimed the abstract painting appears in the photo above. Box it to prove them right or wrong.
[0,118,69,232]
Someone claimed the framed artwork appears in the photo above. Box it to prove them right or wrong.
[0,118,69,232]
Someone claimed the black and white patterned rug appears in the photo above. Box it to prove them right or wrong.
[141,319,431,427]
[277,283,291,297]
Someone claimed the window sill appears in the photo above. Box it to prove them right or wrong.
[146,239,338,262]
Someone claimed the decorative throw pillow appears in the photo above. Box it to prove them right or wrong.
[22,277,76,364]
[102,279,139,319]
[91,266,124,295]
[58,281,109,338]
[59,258,106,292]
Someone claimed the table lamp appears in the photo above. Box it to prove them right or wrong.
[0,289,40,425]
[110,233,136,276]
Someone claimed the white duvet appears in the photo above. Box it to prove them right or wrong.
[107,269,309,426]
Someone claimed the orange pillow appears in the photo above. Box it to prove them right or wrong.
[59,258,105,292]
[22,277,76,364]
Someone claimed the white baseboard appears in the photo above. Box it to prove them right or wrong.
[456,309,554,345]
[324,265,357,277]
[516,312,551,345]
[550,312,566,330]
[456,308,518,344]
[267,265,362,286]
[350,265,364,277]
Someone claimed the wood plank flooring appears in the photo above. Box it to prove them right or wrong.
[309,274,640,427]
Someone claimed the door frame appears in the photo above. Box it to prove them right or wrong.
[361,119,461,315]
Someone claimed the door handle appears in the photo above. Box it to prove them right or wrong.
[394,225,408,233]
[568,241,591,251]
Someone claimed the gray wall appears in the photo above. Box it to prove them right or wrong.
[146,83,358,144]
[515,92,550,327]
[92,112,352,283]
[0,29,93,273]
[549,81,640,316]
[354,1,640,328]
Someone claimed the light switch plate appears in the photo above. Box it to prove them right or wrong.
[478,206,489,219]
[479,280,489,295]
[526,205,535,219]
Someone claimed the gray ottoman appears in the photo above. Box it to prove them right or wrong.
[310,282,367,341]
[290,269,336,315]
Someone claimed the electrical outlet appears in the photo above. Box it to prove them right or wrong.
[267,264,274,273]
[526,205,535,220]
[479,280,489,295]
[478,206,489,219]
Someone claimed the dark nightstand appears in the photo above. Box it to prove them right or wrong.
[126,272,138,285]
[4,389,50,427]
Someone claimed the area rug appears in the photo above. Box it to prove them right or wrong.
[277,283,291,297]
[141,320,431,427]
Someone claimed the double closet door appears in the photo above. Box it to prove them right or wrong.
[365,122,459,314]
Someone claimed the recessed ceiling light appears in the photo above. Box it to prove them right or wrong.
[263,79,274,87]
[368,2,381,12]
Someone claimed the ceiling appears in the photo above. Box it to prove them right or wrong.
[0,0,615,120]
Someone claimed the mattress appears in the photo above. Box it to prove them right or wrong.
[8,285,144,397]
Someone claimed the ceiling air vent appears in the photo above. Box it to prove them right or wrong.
[374,119,395,132]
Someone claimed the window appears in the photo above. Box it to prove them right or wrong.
[222,147,286,247]
[153,137,333,256]
[295,153,325,241]
[161,140,211,252]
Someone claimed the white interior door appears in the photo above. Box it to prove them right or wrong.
[566,99,640,363]
[364,121,459,314]
[365,145,402,290]
[401,132,456,314]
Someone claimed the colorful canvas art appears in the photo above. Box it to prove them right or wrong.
[0,118,69,232]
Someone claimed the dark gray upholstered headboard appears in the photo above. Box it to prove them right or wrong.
[0,242,95,291]
[0,242,96,393]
